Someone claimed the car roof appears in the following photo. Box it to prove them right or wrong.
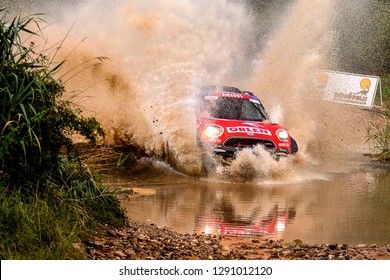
[205,91,253,99]
[200,85,258,99]
[200,85,241,93]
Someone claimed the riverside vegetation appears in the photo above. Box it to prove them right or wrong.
[0,11,127,259]
[366,75,390,162]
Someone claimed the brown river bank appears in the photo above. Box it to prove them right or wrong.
[85,220,390,260]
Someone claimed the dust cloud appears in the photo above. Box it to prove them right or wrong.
[37,0,255,176]
[239,0,371,181]
[17,0,372,180]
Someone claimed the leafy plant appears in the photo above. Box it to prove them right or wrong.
[0,11,126,259]
[381,74,390,102]
[0,10,103,191]
[366,102,390,162]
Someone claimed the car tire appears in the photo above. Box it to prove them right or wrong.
[291,137,298,153]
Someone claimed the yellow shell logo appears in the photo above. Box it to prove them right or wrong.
[317,72,329,87]
[360,78,371,90]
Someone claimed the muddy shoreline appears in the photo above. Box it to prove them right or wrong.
[79,144,390,260]
[85,220,390,260]
[82,152,390,260]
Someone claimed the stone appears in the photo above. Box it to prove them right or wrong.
[72,243,82,251]
[293,239,304,245]
[138,233,147,241]
[124,249,135,256]
[113,251,126,258]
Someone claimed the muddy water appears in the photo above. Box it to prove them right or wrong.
[108,159,390,246]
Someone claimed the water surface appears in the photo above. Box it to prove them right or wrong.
[108,160,390,245]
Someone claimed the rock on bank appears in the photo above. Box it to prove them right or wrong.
[85,221,390,260]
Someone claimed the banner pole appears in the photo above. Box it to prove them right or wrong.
[379,78,383,108]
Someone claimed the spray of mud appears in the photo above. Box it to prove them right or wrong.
[228,0,374,183]
[16,0,374,181]
[221,0,339,182]
[209,0,372,182]
[36,0,256,176]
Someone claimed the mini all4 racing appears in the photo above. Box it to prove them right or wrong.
[196,86,298,163]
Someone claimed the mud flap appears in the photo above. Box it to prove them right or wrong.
[291,137,298,153]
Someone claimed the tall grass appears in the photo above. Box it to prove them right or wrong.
[366,75,390,162]
[366,118,390,162]
[381,74,390,102]
[0,10,126,259]
[0,186,86,259]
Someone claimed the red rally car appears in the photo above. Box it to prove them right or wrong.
[196,86,298,161]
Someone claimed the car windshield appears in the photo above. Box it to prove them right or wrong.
[200,97,268,121]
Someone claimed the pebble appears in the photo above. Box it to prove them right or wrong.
[113,251,126,258]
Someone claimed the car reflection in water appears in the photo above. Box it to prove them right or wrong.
[195,202,296,238]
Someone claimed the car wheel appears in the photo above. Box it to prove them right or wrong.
[291,137,298,153]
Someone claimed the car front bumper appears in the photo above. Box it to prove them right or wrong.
[211,145,289,160]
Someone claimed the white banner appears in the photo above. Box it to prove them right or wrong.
[317,70,380,108]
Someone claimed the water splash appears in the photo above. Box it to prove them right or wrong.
[45,0,256,175]
[20,0,371,179]
[248,0,336,149]
[212,0,369,180]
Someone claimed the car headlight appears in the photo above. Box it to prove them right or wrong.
[276,129,289,142]
[203,125,224,138]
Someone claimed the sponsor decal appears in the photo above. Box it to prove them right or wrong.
[250,99,260,104]
[278,142,290,148]
[209,138,222,143]
[227,126,271,136]
[205,95,218,100]
[333,91,368,103]
[221,93,244,99]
